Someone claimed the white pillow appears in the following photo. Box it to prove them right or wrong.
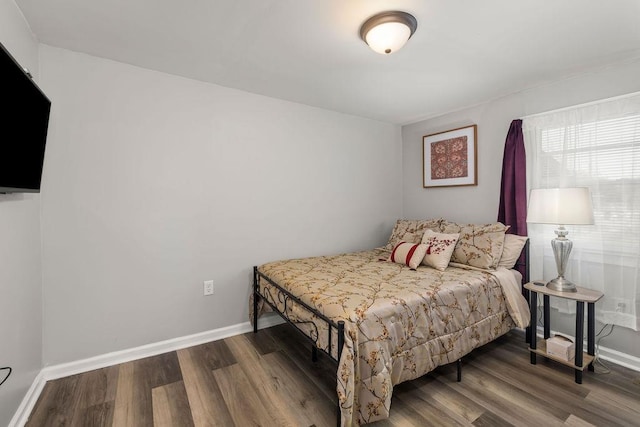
[421,229,460,271]
[498,234,529,269]
[388,241,429,270]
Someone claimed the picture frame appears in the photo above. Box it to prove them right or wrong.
[423,124,477,188]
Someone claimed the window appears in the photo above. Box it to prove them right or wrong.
[523,93,640,331]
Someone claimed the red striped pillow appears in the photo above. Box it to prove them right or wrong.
[388,241,428,270]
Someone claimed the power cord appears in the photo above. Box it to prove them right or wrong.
[0,367,11,387]
[592,323,614,374]
[538,303,543,327]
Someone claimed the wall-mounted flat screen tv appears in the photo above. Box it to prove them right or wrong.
[0,42,51,193]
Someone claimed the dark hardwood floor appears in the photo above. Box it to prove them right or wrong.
[27,324,640,426]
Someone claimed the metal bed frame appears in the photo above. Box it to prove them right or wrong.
[253,266,345,364]
[252,266,346,426]
[252,240,529,426]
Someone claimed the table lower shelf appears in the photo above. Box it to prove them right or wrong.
[529,340,594,371]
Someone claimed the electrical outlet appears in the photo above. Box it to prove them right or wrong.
[203,280,214,296]
[616,302,625,312]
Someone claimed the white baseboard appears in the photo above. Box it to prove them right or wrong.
[9,314,284,427]
[597,343,640,371]
[42,314,285,381]
[8,371,46,427]
[532,326,640,372]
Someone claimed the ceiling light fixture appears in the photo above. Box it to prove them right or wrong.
[359,11,417,55]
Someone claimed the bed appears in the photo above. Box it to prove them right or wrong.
[251,219,530,427]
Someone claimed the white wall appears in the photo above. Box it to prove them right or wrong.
[38,45,402,365]
[402,59,640,359]
[0,0,43,425]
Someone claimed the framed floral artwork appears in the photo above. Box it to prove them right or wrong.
[423,124,477,188]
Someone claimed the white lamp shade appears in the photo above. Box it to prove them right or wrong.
[527,187,595,225]
[365,22,412,54]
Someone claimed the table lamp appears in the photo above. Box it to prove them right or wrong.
[526,187,594,292]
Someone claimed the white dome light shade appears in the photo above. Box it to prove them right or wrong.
[360,11,417,55]
[365,22,412,54]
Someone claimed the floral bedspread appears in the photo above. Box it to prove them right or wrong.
[254,248,528,426]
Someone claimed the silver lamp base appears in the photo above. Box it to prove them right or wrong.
[546,276,577,292]
[547,225,578,292]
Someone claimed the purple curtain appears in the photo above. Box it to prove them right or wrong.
[498,119,530,343]
[498,119,527,235]
[498,119,527,278]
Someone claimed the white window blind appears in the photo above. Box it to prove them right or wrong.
[524,93,640,331]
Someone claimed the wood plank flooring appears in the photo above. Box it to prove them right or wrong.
[26,324,640,426]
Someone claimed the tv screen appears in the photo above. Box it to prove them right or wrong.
[0,42,51,193]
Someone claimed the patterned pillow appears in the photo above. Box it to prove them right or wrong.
[385,219,443,250]
[420,230,459,271]
[498,234,529,269]
[388,241,429,270]
[440,221,509,270]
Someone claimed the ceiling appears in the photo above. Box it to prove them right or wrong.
[15,0,640,124]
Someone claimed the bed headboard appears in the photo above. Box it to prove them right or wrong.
[514,238,532,344]
[513,238,530,287]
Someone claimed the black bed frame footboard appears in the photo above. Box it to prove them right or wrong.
[253,266,345,362]
[253,266,345,426]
